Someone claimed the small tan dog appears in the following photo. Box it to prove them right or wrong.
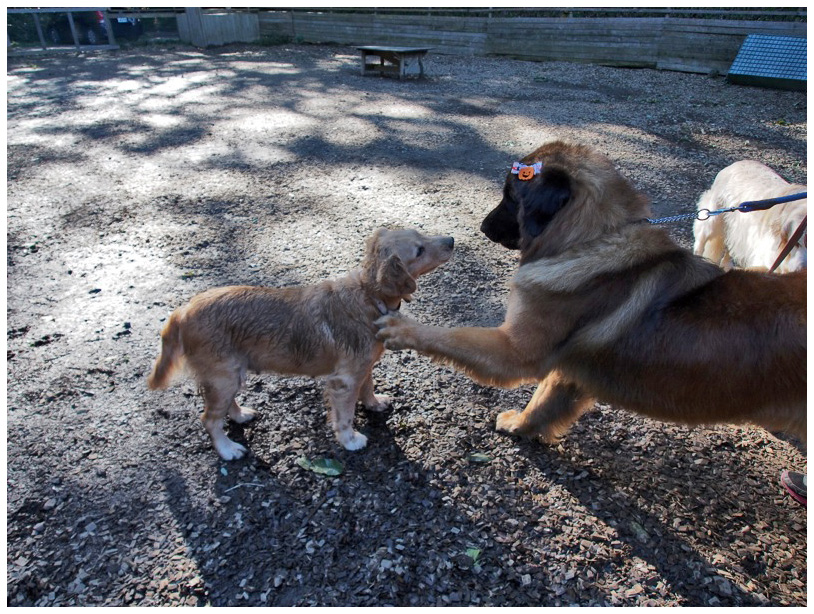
[693,160,807,273]
[147,228,454,460]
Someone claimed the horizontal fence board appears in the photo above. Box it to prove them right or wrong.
[258,12,806,75]
[662,20,807,33]
[278,7,806,20]
[487,16,664,27]
[487,29,662,41]
[279,14,489,54]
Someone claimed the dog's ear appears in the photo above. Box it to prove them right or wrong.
[365,227,389,254]
[519,167,571,239]
[377,254,417,298]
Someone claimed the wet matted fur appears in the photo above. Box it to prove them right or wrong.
[148,228,454,460]
[693,160,807,273]
[378,142,806,444]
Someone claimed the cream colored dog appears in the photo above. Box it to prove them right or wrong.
[148,228,454,460]
[693,160,806,273]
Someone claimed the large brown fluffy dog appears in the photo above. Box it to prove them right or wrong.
[377,142,806,444]
[148,228,454,460]
[693,160,807,273]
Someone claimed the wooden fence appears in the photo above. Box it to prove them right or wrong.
[177,8,259,47]
[258,9,807,74]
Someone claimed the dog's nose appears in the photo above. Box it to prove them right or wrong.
[444,237,455,249]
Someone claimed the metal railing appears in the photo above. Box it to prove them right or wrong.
[7,7,118,53]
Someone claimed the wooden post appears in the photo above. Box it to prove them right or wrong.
[185,7,208,47]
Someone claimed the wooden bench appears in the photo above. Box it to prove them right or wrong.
[357,46,430,79]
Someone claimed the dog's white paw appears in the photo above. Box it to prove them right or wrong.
[365,395,392,413]
[230,405,258,424]
[214,438,247,461]
[339,430,368,451]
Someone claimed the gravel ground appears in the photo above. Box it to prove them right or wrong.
[6,43,807,606]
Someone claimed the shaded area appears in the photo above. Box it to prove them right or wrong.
[7,43,806,606]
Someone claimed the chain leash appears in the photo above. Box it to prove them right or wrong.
[646,191,807,225]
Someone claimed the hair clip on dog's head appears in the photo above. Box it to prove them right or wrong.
[511,161,543,181]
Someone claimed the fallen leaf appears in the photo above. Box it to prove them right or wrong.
[468,453,492,463]
[297,457,344,477]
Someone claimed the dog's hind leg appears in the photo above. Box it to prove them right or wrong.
[228,400,258,424]
[693,215,729,267]
[495,370,593,443]
[359,371,392,413]
[200,366,248,460]
[325,374,367,450]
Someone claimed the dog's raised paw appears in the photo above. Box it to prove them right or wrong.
[495,409,525,434]
[375,315,416,350]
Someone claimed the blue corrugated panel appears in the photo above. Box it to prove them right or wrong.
[727,34,806,91]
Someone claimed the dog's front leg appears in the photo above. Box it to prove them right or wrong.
[496,370,594,442]
[325,374,367,450]
[376,315,544,387]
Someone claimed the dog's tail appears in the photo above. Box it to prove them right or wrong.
[147,311,184,390]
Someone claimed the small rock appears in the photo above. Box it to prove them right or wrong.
[626,584,644,597]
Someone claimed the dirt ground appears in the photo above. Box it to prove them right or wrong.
[6,43,807,606]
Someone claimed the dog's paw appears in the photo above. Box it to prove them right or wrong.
[375,315,420,351]
[338,430,368,451]
[229,405,258,424]
[496,410,559,441]
[215,438,248,461]
[365,395,392,413]
[495,409,525,435]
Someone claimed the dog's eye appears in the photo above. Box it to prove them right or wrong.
[416,245,425,257]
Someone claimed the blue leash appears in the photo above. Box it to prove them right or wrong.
[646,191,807,225]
